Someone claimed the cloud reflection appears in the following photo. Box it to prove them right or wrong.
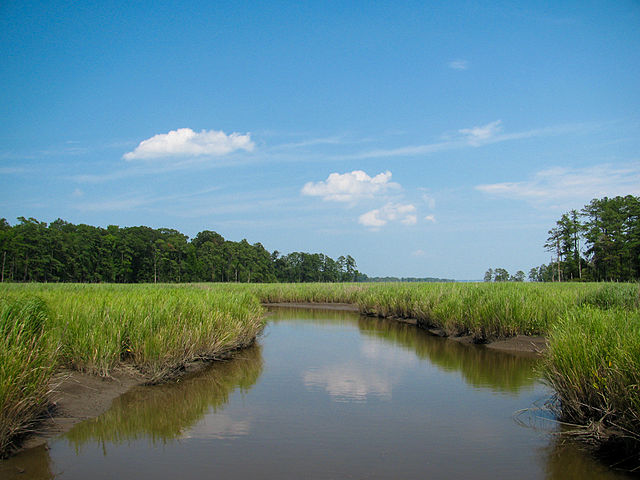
[303,365,392,402]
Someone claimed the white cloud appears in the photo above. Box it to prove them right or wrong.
[424,214,436,223]
[345,121,591,160]
[476,163,640,207]
[301,170,399,202]
[123,128,254,160]
[459,120,503,146]
[359,203,417,228]
[448,59,469,70]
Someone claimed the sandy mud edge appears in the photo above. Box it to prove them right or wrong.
[13,358,221,456]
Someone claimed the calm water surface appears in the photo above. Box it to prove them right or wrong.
[1,307,633,479]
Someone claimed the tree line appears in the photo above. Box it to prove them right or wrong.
[485,195,640,282]
[0,217,363,284]
[483,268,525,282]
[536,195,640,282]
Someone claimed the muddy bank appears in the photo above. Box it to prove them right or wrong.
[13,358,223,456]
[16,369,143,452]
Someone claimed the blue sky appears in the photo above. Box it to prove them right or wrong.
[1,1,639,279]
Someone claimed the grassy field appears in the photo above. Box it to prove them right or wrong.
[1,281,639,458]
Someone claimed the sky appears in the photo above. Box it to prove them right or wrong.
[1,1,639,280]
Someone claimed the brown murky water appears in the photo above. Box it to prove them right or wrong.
[1,307,634,479]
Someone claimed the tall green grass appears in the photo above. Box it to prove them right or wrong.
[0,294,57,456]
[235,282,638,340]
[0,284,265,456]
[543,306,640,445]
[2,281,639,458]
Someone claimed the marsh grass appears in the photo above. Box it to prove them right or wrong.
[0,294,57,456]
[543,306,640,449]
[242,282,637,340]
[0,283,265,455]
[2,281,639,459]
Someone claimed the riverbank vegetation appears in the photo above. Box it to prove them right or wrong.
[0,284,264,456]
[236,281,640,457]
[1,281,639,460]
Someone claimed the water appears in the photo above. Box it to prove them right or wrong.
[1,307,633,479]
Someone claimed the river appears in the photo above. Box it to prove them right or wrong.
[0,306,633,479]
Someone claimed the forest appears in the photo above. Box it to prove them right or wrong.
[530,195,640,282]
[0,218,363,284]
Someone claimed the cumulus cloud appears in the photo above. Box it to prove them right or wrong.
[359,203,417,228]
[476,163,640,207]
[424,214,436,223]
[459,120,503,146]
[301,170,399,202]
[448,59,469,70]
[123,128,254,160]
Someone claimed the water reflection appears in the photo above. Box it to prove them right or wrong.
[65,344,263,450]
[303,364,392,402]
[542,435,635,479]
[272,307,540,394]
[1,307,634,479]
[359,317,540,394]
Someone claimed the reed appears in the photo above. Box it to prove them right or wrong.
[543,306,640,449]
[0,294,57,456]
[0,283,265,456]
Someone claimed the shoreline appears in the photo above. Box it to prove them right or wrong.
[12,357,227,456]
[9,302,546,458]
[265,302,547,355]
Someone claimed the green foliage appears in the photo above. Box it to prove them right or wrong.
[0,293,57,456]
[0,218,359,284]
[544,306,640,444]
[0,284,265,456]
[540,195,640,282]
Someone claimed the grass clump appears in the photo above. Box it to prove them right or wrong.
[0,284,265,456]
[0,294,57,456]
[543,306,640,457]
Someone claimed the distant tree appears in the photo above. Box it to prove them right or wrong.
[493,268,510,282]
[483,268,493,282]
[0,217,365,284]
[510,270,525,282]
